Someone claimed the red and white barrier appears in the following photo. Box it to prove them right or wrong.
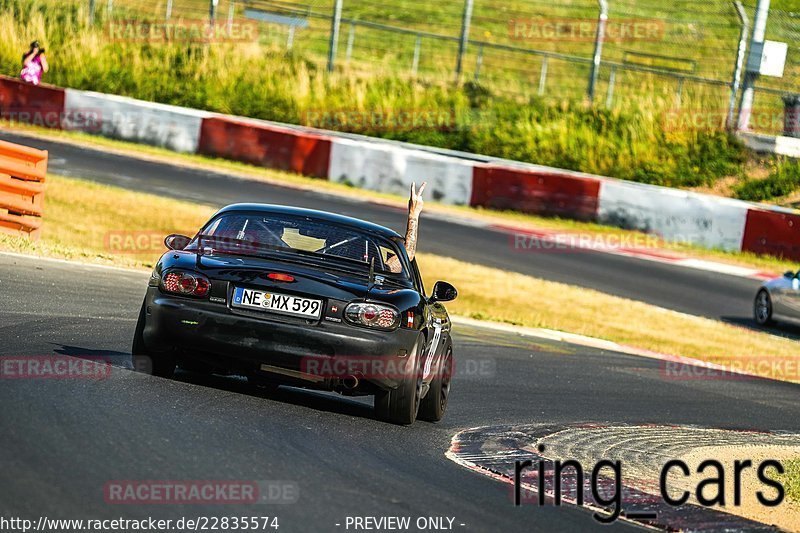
[741,207,800,260]
[471,164,601,221]
[596,179,751,251]
[0,73,798,261]
[0,76,65,129]
[63,89,210,153]
[198,116,331,178]
[328,137,473,206]
[740,132,800,159]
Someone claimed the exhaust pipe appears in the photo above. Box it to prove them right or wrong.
[342,375,359,390]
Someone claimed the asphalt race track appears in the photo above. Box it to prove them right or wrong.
[2,253,799,532]
[0,131,770,324]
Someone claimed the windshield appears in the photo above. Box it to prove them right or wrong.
[190,212,409,278]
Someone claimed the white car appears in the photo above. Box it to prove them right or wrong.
[754,270,800,326]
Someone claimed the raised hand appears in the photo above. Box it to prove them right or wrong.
[409,181,426,218]
[405,182,426,262]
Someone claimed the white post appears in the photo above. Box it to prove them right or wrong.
[605,66,616,107]
[345,24,355,62]
[412,35,421,75]
[728,1,750,130]
[327,0,343,72]
[538,57,548,96]
[209,0,219,25]
[474,44,484,81]
[738,0,770,131]
[587,0,608,101]
[455,0,474,80]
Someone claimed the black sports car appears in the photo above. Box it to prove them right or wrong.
[132,203,457,425]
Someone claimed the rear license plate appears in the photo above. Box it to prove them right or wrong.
[232,287,322,319]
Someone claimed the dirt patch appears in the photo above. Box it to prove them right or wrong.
[690,175,744,198]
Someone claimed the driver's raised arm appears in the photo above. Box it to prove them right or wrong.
[404,182,426,262]
[385,182,426,274]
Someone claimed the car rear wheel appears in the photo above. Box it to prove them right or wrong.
[131,300,176,378]
[754,289,774,326]
[374,337,424,425]
[418,347,453,423]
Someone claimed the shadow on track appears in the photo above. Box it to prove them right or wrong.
[171,368,378,422]
[51,344,133,368]
[50,344,380,422]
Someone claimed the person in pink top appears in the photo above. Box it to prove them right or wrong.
[20,41,48,85]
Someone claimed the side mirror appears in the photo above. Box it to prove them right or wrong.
[430,281,457,303]
[164,234,191,251]
[784,271,795,279]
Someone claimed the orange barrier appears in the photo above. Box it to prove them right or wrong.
[0,140,47,239]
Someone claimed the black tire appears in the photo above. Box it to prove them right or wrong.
[754,289,774,326]
[374,336,424,425]
[418,346,453,423]
[131,300,176,378]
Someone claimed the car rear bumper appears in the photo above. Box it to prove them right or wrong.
[141,289,419,391]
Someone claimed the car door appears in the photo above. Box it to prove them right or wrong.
[411,260,451,383]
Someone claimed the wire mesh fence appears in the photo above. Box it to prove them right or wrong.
[744,3,800,135]
[83,0,800,135]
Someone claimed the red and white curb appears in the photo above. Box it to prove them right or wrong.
[446,424,794,531]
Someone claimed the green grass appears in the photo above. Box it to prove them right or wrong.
[101,0,799,108]
[736,159,800,202]
[781,459,800,504]
[112,0,795,101]
[0,0,798,200]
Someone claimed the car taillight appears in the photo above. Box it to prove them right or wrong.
[267,273,295,282]
[162,271,210,297]
[344,302,400,330]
